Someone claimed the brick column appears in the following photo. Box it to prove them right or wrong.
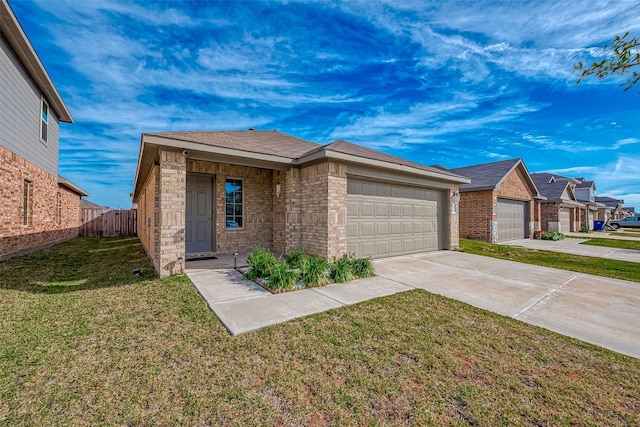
[158,150,186,276]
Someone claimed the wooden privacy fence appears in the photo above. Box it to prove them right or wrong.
[80,208,137,237]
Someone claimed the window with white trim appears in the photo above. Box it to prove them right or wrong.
[225,178,243,228]
[40,98,49,143]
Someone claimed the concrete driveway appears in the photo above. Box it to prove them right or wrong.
[188,250,640,358]
[501,237,640,262]
[374,251,640,358]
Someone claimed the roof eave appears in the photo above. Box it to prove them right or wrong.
[57,176,88,196]
[297,149,470,184]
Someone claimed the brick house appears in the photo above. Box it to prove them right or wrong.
[448,158,542,243]
[595,196,622,222]
[0,0,87,260]
[530,173,584,233]
[132,130,469,276]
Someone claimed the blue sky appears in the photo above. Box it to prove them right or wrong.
[10,0,640,208]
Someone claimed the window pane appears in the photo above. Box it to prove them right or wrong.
[225,178,243,228]
[235,204,242,215]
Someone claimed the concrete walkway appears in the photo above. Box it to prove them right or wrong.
[187,251,640,358]
[501,237,640,262]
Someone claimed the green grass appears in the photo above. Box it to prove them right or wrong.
[1,237,640,425]
[460,238,640,283]
[579,237,640,251]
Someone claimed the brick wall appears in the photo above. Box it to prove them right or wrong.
[0,145,82,259]
[299,161,347,258]
[158,151,186,276]
[540,202,560,232]
[187,160,273,254]
[458,189,494,241]
[136,164,159,272]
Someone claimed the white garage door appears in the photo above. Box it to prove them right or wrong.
[558,208,571,233]
[497,199,526,242]
[347,178,443,258]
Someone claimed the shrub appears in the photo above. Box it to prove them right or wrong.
[246,246,277,280]
[541,231,565,241]
[267,262,299,292]
[351,257,375,278]
[580,227,590,233]
[285,249,309,270]
[301,255,329,287]
[330,253,354,283]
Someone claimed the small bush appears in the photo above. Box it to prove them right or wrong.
[352,257,375,278]
[246,246,277,279]
[330,253,354,283]
[580,227,590,233]
[541,231,565,241]
[301,255,328,287]
[285,249,309,270]
[267,262,299,292]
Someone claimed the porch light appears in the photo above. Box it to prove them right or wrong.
[233,252,238,269]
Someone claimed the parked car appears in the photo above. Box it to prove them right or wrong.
[609,215,640,229]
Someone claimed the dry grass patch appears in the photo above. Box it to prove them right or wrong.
[1,237,639,425]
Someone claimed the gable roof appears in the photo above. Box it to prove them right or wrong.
[1,0,72,123]
[575,178,596,190]
[145,130,321,159]
[595,196,623,209]
[531,173,578,202]
[448,158,541,197]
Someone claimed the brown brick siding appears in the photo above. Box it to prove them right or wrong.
[136,164,159,271]
[299,161,347,259]
[458,189,494,241]
[0,145,82,259]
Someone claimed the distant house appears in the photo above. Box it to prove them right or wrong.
[132,130,468,276]
[594,196,623,222]
[621,206,636,218]
[448,158,542,243]
[573,178,602,229]
[0,0,87,260]
[531,173,584,233]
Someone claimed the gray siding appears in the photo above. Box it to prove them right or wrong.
[0,35,59,176]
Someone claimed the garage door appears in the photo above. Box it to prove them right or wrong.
[347,178,443,258]
[497,199,526,242]
[558,208,571,233]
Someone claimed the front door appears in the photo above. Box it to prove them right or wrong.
[186,174,214,254]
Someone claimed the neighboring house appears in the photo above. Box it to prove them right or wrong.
[132,130,469,276]
[620,206,636,218]
[531,173,584,233]
[0,0,87,260]
[447,158,542,243]
[595,196,623,222]
[573,178,602,229]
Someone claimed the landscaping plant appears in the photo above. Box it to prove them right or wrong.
[300,255,329,287]
[245,246,277,280]
[351,256,375,278]
[267,262,299,292]
[330,253,354,283]
[284,249,308,270]
[541,231,565,241]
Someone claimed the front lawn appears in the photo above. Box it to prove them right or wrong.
[460,238,640,283]
[580,237,640,251]
[1,237,639,425]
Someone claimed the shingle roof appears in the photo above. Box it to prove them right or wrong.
[595,196,623,209]
[145,130,321,159]
[531,173,574,201]
[449,158,522,191]
[321,140,465,179]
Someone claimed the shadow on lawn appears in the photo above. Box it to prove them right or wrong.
[0,237,156,294]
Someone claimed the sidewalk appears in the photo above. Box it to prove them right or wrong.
[502,237,640,262]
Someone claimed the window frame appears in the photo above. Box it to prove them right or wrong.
[23,180,31,226]
[40,98,49,143]
[225,177,244,230]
